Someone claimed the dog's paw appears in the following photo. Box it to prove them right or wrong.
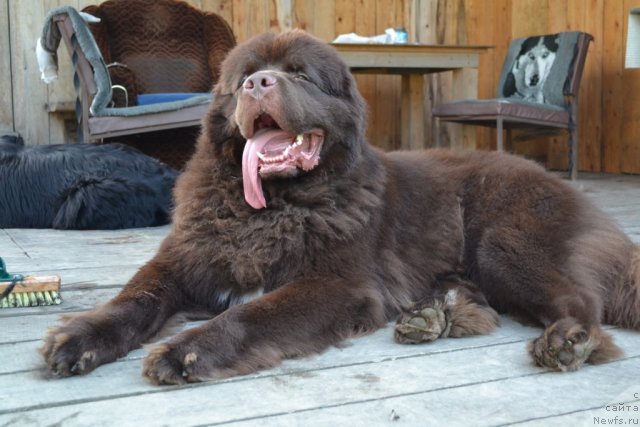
[394,302,450,344]
[142,343,216,385]
[528,318,621,372]
[40,318,111,377]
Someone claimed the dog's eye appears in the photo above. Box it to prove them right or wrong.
[287,66,310,81]
[528,53,535,60]
[541,52,549,59]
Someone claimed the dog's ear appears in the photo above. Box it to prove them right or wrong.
[503,72,517,97]
[0,135,24,156]
[517,37,539,58]
[0,134,24,147]
[542,35,559,52]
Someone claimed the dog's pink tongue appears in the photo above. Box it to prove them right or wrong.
[242,129,295,209]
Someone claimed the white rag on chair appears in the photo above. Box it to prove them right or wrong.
[35,11,101,84]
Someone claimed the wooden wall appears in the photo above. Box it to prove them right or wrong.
[2,0,640,173]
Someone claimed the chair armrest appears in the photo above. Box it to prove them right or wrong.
[43,6,113,115]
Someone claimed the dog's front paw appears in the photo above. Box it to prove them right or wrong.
[142,343,218,385]
[40,317,115,377]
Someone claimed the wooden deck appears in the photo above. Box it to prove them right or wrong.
[1,173,639,427]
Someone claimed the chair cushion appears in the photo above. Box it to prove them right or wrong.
[137,93,211,106]
[497,32,581,107]
[432,99,569,126]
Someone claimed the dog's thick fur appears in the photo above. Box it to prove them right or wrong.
[0,135,177,229]
[42,31,640,383]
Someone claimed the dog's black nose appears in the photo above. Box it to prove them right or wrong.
[530,74,539,86]
[243,72,277,98]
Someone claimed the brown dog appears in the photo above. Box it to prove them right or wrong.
[42,30,640,384]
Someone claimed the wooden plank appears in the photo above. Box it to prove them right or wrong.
[491,0,512,150]
[464,0,500,151]
[42,0,79,145]
[6,0,640,178]
[335,47,482,69]
[0,174,638,426]
[400,74,425,150]
[450,67,478,150]
[0,328,637,426]
[546,0,571,171]
[334,0,377,149]
[567,0,588,172]
[0,341,147,376]
[0,0,14,133]
[232,0,274,42]
[417,0,440,148]
[334,44,488,152]
[511,0,547,37]
[438,0,463,149]
[0,316,534,375]
[371,0,404,150]
[601,0,624,173]
[426,0,462,149]
[222,355,640,427]
[201,0,234,27]
[293,0,334,42]
[9,0,49,145]
[275,0,293,32]
[580,0,604,172]
[622,0,640,174]
[0,327,547,417]
[0,312,82,344]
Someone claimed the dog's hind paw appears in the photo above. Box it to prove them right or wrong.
[528,318,622,372]
[394,302,450,344]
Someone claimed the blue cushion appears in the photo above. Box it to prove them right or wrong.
[136,93,210,106]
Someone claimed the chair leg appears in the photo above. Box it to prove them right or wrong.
[568,99,578,180]
[496,117,504,151]
[433,117,441,148]
[569,127,578,181]
[506,129,513,152]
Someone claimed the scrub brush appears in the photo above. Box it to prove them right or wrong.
[0,257,61,308]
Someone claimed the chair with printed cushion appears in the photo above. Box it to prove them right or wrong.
[432,31,593,180]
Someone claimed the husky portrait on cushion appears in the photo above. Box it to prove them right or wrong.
[505,35,558,103]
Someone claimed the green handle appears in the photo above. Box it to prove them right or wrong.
[0,257,25,282]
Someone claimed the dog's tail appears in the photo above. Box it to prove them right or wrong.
[0,134,25,154]
[605,244,640,329]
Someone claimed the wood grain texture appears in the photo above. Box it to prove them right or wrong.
[0,0,14,133]
[0,174,639,426]
[3,0,640,173]
[601,1,624,173]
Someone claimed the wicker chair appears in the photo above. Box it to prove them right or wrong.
[41,1,235,168]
